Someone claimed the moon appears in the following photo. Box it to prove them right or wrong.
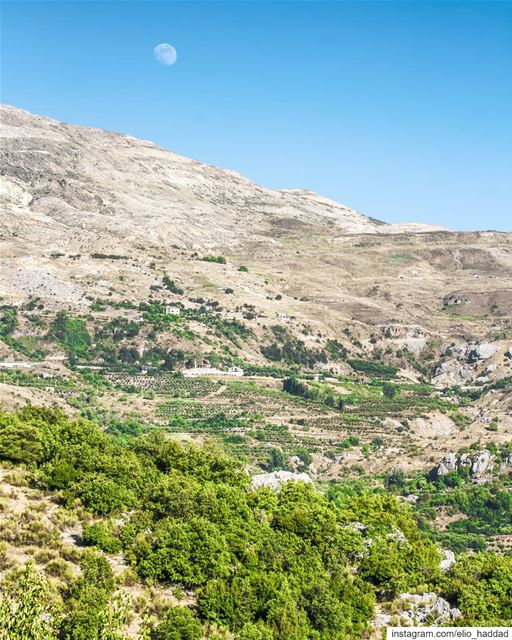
[153,43,177,66]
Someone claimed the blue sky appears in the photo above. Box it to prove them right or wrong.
[1,1,511,231]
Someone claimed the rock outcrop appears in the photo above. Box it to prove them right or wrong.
[373,592,461,628]
[439,549,456,572]
[432,448,507,482]
[251,470,313,491]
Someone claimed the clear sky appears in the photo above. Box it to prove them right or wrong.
[1,1,511,231]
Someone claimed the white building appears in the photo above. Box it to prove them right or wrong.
[182,366,244,378]
[183,367,223,378]
[227,366,244,377]
[165,305,180,315]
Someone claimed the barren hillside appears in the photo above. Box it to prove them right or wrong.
[1,104,511,478]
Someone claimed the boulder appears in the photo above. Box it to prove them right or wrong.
[251,470,313,491]
[439,549,456,572]
[459,453,471,467]
[471,450,493,478]
[468,342,499,363]
[436,452,458,476]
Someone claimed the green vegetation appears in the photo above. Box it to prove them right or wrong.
[0,305,47,360]
[383,449,512,553]
[262,326,327,368]
[162,274,184,295]
[50,312,91,360]
[1,406,510,637]
[201,255,227,264]
[347,359,398,380]
[326,339,348,361]
[90,253,127,260]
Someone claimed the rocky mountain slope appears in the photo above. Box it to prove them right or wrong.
[0,104,444,251]
[0,104,511,478]
[1,105,511,341]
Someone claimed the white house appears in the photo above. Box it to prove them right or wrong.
[165,305,180,315]
[183,367,223,378]
[227,366,244,377]
[182,366,244,378]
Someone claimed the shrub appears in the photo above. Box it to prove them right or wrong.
[0,562,60,639]
[155,606,203,640]
[382,383,398,398]
[82,523,122,553]
[201,256,226,265]
[162,274,184,295]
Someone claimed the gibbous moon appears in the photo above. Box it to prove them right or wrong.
[153,43,177,66]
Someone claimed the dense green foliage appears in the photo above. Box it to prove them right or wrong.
[346,359,398,379]
[1,407,511,637]
[50,312,91,359]
[262,326,328,368]
[441,553,512,625]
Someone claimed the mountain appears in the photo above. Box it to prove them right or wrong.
[1,104,512,638]
[0,104,511,478]
[1,104,444,253]
[1,105,510,329]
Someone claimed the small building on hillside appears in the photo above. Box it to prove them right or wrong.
[227,366,244,377]
[183,367,223,378]
[165,304,180,315]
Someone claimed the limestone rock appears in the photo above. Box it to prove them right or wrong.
[251,470,313,491]
[471,450,493,478]
[468,342,499,362]
[439,549,456,572]
[397,592,462,625]
[436,452,458,476]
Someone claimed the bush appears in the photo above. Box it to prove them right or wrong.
[382,383,398,398]
[201,256,226,264]
[82,523,122,553]
[155,606,203,640]
[0,562,60,639]
[163,274,184,295]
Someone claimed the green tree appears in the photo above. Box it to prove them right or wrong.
[0,563,60,640]
[155,607,202,640]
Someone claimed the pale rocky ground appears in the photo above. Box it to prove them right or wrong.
[0,465,196,638]
[0,104,511,476]
[2,104,511,343]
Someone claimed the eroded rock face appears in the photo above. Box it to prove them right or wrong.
[433,449,500,481]
[251,470,313,491]
[434,340,504,386]
[373,593,461,628]
[436,452,458,476]
[471,450,493,478]
[397,593,462,625]
[439,549,456,572]
[432,359,473,386]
